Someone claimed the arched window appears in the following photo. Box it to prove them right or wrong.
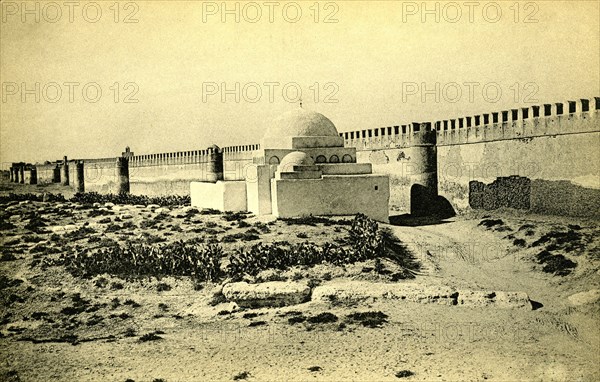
[315,155,327,163]
[268,156,280,165]
[329,155,340,163]
[342,154,353,163]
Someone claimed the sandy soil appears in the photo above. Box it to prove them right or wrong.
[1,182,599,382]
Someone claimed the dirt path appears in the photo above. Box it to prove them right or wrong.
[389,219,552,299]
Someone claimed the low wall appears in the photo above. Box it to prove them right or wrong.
[190,181,247,211]
[130,180,193,197]
[271,175,390,223]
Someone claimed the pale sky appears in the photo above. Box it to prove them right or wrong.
[1,0,598,165]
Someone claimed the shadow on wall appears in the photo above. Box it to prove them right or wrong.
[469,176,530,210]
[410,184,456,219]
[530,179,600,217]
[469,176,600,217]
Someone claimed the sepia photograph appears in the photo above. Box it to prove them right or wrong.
[0,1,599,381]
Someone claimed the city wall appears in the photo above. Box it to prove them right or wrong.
[128,146,255,196]
[348,98,600,217]
[10,97,599,217]
[23,145,257,197]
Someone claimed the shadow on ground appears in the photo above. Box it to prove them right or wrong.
[388,214,454,227]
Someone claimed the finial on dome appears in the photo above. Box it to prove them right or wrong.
[299,97,303,108]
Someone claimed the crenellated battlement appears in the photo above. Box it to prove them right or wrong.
[129,144,260,167]
[341,97,600,150]
[131,150,212,167]
[222,144,260,154]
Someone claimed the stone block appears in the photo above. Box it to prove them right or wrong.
[312,282,531,309]
[568,289,600,306]
[190,181,247,212]
[222,281,311,308]
[312,282,457,305]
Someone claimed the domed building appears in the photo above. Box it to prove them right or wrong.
[256,108,358,166]
[191,107,390,222]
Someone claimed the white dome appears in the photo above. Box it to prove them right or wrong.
[264,108,339,140]
[279,151,314,172]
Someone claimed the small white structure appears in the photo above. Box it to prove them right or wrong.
[191,108,390,222]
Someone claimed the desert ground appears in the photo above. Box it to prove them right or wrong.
[1,181,599,382]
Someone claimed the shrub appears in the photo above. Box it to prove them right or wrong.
[221,229,261,243]
[478,219,505,229]
[158,303,169,311]
[238,220,251,228]
[110,298,121,309]
[23,235,44,243]
[226,214,419,279]
[307,312,338,324]
[349,213,382,260]
[199,208,221,215]
[280,215,350,226]
[24,215,48,233]
[535,250,576,276]
[0,219,16,231]
[395,370,415,378]
[345,311,388,328]
[88,236,101,244]
[1,253,17,261]
[71,192,190,207]
[105,223,121,233]
[110,282,124,290]
[253,222,271,233]
[64,226,97,241]
[122,221,137,230]
[52,240,223,283]
[222,211,250,222]
[124,328,137,337]
[138,332,163,342]
[0,193,66,204]
[94,276,108,288]
[124,299,141,308]
[513,238,527,247]
[45,214,419,286]
[233,371,250,381]
[531,229,584,252]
